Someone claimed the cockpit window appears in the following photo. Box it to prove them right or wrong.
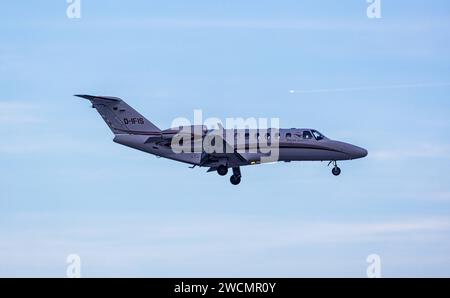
[303,131,313,139]
[311,130,325,141]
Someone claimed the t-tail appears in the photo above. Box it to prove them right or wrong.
[76,95,161,135]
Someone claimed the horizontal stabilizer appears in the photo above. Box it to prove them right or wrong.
[75,94,121,102]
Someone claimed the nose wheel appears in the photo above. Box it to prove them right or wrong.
[329,161,341,176]
[332,166,341,176]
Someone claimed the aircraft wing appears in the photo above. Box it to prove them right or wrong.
[144,130,248,167]
[201,133,248,167]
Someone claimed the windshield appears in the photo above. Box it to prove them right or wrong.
[311,130,325,141]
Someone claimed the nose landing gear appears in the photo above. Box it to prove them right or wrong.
[328,161,341,176]
[332,166,341,176]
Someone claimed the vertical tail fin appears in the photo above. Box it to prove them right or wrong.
[76,95,161,135]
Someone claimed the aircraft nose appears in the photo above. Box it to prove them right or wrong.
[349,146,368,159]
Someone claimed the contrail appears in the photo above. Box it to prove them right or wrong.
[289,82,450,94]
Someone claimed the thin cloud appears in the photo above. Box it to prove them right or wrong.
[32,18,361,31]
[371,144,450,160]
[429,192,450,202]
[0,134,112,155]
[2,215,450,276]
[411,191,450,202]
[0,102,42,125]
[30,17,450,33]
[6,214,450,246]
[289,82,450,94]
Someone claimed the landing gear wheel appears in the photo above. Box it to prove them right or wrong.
[217,165,228,176]
[230,175,241,185]
[332,166,341,176]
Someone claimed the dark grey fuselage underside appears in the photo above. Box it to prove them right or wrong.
[113,128,368,169]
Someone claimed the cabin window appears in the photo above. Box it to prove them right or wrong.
[303,131,313,139]
[286,133,292,139]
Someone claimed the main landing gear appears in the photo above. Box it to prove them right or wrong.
[329,161,341,176]
[217,166,242,185]
[217,165,228,176]
[230,167,242,185]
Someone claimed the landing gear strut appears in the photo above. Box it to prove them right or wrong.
[230,167,242,185]
[217,165,228,176]
[329,161,341,176]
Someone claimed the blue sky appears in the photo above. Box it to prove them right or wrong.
[1,0,450,277]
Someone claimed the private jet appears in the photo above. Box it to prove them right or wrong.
[77,95,368,185]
